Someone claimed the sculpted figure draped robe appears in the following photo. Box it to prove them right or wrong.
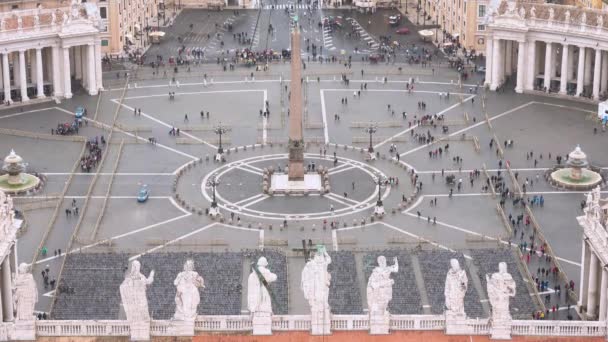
[301,249,331,315]
[367,256,398,315]
[14,263,37,321]
[120,260,155,322]
[248,257,277,314]
[486,262,516,322]
[444,259,468,317]
[173,260,205,321]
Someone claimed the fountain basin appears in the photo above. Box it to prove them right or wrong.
[550,168,602,190]
[0,173,40,194]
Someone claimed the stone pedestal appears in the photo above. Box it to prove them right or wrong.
[7,174,22,185]
[208,206,220,218]
[252,312,272,335]
[13,321,34,341]
[129,321,151,341]
[168,320,194,336]
[374,205,385,216]
[369,312,390,335]
[490,319,512,340]
[310,310,331,335]
[444,313,468,335]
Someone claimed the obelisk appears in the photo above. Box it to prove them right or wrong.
[287,25,304,181]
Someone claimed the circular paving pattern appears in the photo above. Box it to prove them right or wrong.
[201,153,391,220]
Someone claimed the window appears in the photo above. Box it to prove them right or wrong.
[11,4,18,9]
[100,7,107,19]
[101,39,109,46]
[477,24,485,31]
[478,4,486,17]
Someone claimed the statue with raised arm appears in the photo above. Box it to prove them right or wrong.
[367,256,398,316]
[13,263,37,321]
[487,262,516,339]
[444,259,468,318]
[301,247,331,335]
[248,257,277,335]
[120,260,154,322]
[173,260,204,321]
[367,256,398,334]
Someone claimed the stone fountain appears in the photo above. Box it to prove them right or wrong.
[0,150,40,194]
[550,145,602,190]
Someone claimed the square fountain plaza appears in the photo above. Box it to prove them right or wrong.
[0,62,605,318]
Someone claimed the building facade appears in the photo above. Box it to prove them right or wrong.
[0,3,102,102]
[0,0,158,56]
[485,1,608,101]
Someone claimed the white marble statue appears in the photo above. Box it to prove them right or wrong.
[444,259,468,317]
[33,14,40,29]
[530,6,536,19]
[366,256,398,316]
[13,263,37,321]
[51,11,56,26]
[564,10,570,24]
[598,15,604,29]
[518,6,525,19]
[0,18,5,31]
[70,0,81,19]
[120,260,155,322]
[581,12,587,25]
[248,257,277,315]
[62,11,69,26]
[486,262,516,322]
[16,16,22,30]
[173,259,204,321]
[548,7,554,21]
[301,247,331,334]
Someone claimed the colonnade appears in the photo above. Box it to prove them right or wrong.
[579,239,608,319]
[486,37,608,100]
[0,43,102,103]
[0,244,17,323]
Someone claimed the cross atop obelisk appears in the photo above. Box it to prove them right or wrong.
[287,25,304,181]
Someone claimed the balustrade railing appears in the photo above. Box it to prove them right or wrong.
[35,320,130,336]
[390,315,446,330]
[511,320,606,336]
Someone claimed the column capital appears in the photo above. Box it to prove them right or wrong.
[18,49,26,54]
[35,46,43,51]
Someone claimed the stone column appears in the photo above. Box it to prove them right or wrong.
[579,240,590,309]
[544,42,552,91]
[94,41,103,90]
[599,268,608,320]
[18,50,29,102]
[569,47,576,81]
[87,44,97,95]
[525,41,536,90]
[51,46,62,98]
[2,54,11,103]
[30,50,36,86]
[63,47,72,99]
[577,47,586,96]
[601,51,608,94]
[593,49,602,100]
[13,53,20,88]
[485,37,494,87]
[585,48,593,86]
[587,253,599,317]
[1,258,13,321]
[491,38,501,90]
[560,44,570,94]
[515,41,526,93]
[35,48,45,98]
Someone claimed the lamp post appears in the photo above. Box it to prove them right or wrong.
[373,173,386,216]
[416,0,420,25]
[213,122,229,154]
[206,175,220,216]
[363,123,378,153]
[405,0,408,13]
[435,14,438,43]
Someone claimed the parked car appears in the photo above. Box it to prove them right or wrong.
[137,185,150,203]
[396,27,410,35]
[75,106,86,119]
[389,14,401,26]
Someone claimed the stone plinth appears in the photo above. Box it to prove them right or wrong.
[311,310,331,335]
[13,321,34,341]
[369,312,390,335]
[252,312,272,335]
[444,313,469,335]
[168,320,195,336]
[490,319,512,340]
[129,321,151,341]
[270,173,323,195]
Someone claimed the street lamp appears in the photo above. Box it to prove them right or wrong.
[405,0,408,13]
[373,173,386,216]
[206,175,220,216]
[363,123,378,153]
[213,122,229,154]
[416,1,420,25]
[435,14,438,43]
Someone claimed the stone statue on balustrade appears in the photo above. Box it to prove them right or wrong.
[444,259,468,319]
[597,15,604,29]
[70,0,81,19]
[13,263,37,321]
[120,260,154,340]
[564,10,571,24]
[51,11,56,26]
[548,8,555,21]
[248,257,277,335]
[12,263,37,340]
[367,256,398,335]
[33,14,40,29]
[301,247,331,335]
[518,7,525,19]
[17,16,22,30]
[173,259,204,322]
[530,6,536,19]
[487,262,516,340]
